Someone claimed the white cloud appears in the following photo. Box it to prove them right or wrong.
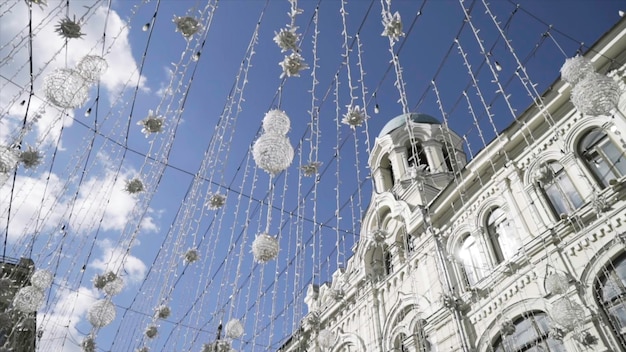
[0,160,159,244]
[38,285,99,352]
[89,238,147,285]
[0,0,147,146]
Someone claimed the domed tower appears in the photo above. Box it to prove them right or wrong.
[369,113,466,207]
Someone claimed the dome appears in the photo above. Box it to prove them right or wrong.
[378,113,440,137]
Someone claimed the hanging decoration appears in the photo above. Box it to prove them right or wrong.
[201,341,232,352]
[549,297,585,331]
[279,52,309,78]
[81,336,96,352]
[301,161,322,176]
[137,110,165,137]
[145,325,158,338]
[544,272,570,295]
[103,276,124,296]
[28,0,47,7]
[30,269,53,290]
[251,233,280,263]
[136,347,149,352]
[19,146,43,169]
[532,163,553,185]
[570,72,621,116]
[381,10,403,43]
[125,178,145,194]
[560,55,594,85]
[183,248,200,264]
[225,318,244,339]
[341,105,366,128]
[77,55,108,82]
[87,299,117,327]
[173,16,202,38]
[12,286,45,312]
[253,110,294,175]
[43,68,90,109]
[55,16,85,39]
[206,193,226,210]
[155,305,171,319]
[273,27,300,52]
[317,329,337,348]
[0,145,19,185]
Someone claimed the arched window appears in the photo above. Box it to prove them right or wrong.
[393,333,409,352]
[407,142,429,171]
[594,252,626,348]
[491,312,565,352]
[457,234,488,286]
[486,208,521,263]
[579,128,626,187]
[538,161,583,216]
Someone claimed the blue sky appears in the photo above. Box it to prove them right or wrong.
[0,0,624,351]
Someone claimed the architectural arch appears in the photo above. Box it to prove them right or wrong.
[331,332,367,352]
[382,292,431,351]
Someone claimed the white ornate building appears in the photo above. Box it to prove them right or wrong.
[278,17,626,352]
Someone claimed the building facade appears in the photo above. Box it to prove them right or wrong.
[279,17,626,352]
[0,256,36,352]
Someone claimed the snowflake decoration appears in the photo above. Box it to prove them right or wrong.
[201,341,231,352]
[155,305,171,319]
[55,16,84,39]
[174,16,201,38]
[137,110,164,137]
[93,271,118,290]
[145,325,158,339]
[206,193,226,210]
[125,178,145,194]
[82,336,96,352]
[136,347,149,352]
[19,146,43,169]
[183,248,200,264]
[301,161,322,176]
[381,11,404,42]
[341,105,366,128]
[273,27,300,52]
[279,52,309,78]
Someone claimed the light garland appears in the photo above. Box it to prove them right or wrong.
[43,68,90,109]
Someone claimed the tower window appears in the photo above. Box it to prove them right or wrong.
[407,142,429,171]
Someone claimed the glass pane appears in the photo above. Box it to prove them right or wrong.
[547,338,567,352]
[608,304,626,328]
[602,140,626,177]
[589,152,613,186]
[556,173,583,209]
[602,276,622,301]
[544,183,569,215]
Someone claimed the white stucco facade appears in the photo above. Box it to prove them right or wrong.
[279,18,626,352]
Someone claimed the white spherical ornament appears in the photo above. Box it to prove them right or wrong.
[0,146,19,185]
[225,318,244,339]
[550,298,585,331]
[13,286,45,312]
[544,272,570,295]
[252,134,294,175]
[571,72,621,116]
[318,329,337,348]
[103,276,124,296]
[251,233,279,263]
[262,109,291,135]
[43,68,90,109]
[77,55,108,82]
[560,56,594,85]
[88,299,116,327]
[30,269,53,289]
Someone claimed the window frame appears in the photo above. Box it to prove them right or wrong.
[490,311,566,352]
[579,128,626,188]
[537,161,584,217]
[594,252,626,348]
